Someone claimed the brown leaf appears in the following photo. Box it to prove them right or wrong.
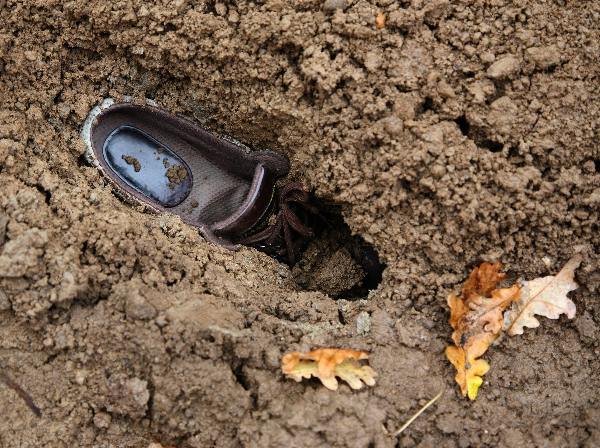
[462,261,506,300]
[282,348,376,391]
[447,255,583,400]
[446,263,520,399]
[504,254,582,336]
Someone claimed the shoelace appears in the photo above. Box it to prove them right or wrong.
[239,182,319,265]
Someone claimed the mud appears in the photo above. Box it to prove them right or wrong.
[122,155,142,172]
[0,1,599,447]
[165,165,188,186]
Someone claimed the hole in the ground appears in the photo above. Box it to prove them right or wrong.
[420,97,435,114]
[594,160,600,173]
[455,115,470,136]
[480,139,503,153]
[35,184,52,205]
[77,153,88,167]
[288,202,385,300]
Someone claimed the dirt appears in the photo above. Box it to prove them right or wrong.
[0,1,599,447]
[123,155,142,172]
[166,164,188,187]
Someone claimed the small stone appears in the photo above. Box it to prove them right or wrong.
[214,2,227,15]
[56,103,71,118]
[364,51,381,72]
[480,51,495,63]
[126,292,157,320]
[431,164,446,178]
[126,377,150,409]
[24,50,38,61]
[437,79,455,98]
[583,160,595,174]
[154,315,168,328]
[356,311,371,335]
[0,140,10,165]
[93,411,112,429]
[74,369,88,385]
[575,312,597,340]
[0,289,10,310]
[323,0,347,12]
[228,10,239,22]
[486,55,521,79]
[383,116,404,137]
[526,46,561,69]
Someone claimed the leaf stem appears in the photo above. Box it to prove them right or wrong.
[393,389,444,437]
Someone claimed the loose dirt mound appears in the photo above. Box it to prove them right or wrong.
[1,1,599,447]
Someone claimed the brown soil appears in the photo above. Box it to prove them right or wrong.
[123,155,142,173]
[166,164,188,187]
[1,1,599,447]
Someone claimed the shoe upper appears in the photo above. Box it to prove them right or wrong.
[83,99,290,246]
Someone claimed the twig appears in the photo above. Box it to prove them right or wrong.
[0,371,42,417]
[393,389,443,437]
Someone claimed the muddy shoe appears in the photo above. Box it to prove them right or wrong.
[82,98,290,248]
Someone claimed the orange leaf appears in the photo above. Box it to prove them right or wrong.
[375,12,386,29]
[462,261,506,300]
[447,255,583,400]
[282,348,376,391]
[446,263,520,399]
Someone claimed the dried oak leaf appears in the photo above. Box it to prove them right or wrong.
[281,348,376,391]
[446,262,520,400]
[504,254,582,336]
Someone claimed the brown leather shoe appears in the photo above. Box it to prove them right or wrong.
[82,98,290,248]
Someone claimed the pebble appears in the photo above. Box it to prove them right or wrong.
[93,411,112,429]
[480,51,495,63]
[74,369,88,385]
[526,46,560,69]
[356,311,371,335]
[383,116,404,137]
[323,0,347,13]
[126,292,157,320]
[126,377,150,408]
[0,289,10,310]
[486,55,521,79]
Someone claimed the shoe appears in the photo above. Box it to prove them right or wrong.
[81,98,290,248]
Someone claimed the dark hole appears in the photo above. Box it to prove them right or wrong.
[424,21,438,32]
[35,184,52,205]
[455,115,470,136]
[421,97,434,113]
[480,139,503,153]
[338,309,346,325]
[288,201,385,300]
[507,146,519,158]
[164,23,177,32]
[232,364,251,391]
[77,154,88,167]
[594,160,600,173]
